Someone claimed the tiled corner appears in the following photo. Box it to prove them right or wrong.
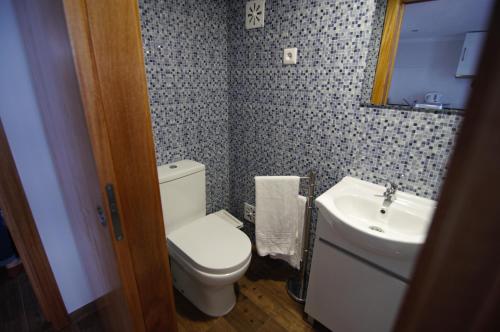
[138,0,231,213]
[226,0,463,277]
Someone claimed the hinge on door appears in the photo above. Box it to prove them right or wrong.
[105,184,124,241]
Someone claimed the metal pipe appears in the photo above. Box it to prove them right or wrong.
[287,170,316,303]
[299,170,316,299]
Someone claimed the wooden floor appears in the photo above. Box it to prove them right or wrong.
[1,257,329,332]
[0,268,104,332]
[175,256,329,332]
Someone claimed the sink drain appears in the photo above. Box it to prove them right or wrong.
[369,225,384,233]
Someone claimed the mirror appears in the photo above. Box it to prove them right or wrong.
[365,0,494,111]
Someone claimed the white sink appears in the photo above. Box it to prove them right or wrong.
[316,176,436,259]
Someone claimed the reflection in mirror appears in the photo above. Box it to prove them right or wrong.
[370,0,494,111]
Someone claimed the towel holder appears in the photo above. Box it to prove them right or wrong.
[287,170,316,303]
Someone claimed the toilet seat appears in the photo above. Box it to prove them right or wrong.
[167,213,252,275]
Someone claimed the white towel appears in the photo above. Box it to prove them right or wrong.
[255,176,300,257]
[271,195,307,269]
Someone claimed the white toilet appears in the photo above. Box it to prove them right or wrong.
[157,160,252,317]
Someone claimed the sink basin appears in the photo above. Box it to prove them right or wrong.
[316,176,436,259]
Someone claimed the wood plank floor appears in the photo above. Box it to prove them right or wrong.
[1,257,330,332]
[0,268,104,332]
[175,256,330,332]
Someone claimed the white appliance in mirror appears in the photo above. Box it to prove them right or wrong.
[456,31,487,77]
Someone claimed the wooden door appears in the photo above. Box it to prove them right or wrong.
[13,0,177,331]
[394,2,500,331]
[12,1,133,331]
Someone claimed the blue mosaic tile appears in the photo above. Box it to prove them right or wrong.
[361,0,387,103]
[226,0,462,279]
[139,0,463,285]
[226,0,462,218]
[138,0,230,213]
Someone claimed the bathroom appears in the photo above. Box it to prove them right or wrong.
[1,0,499,331]
[141,0,494,330]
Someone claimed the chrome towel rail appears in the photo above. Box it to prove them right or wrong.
[287,170,316,303]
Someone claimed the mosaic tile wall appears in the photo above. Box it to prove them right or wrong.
[361,0,387,103]
[227,0,463,265]
[138,0,230,213]
[139,0,462,283]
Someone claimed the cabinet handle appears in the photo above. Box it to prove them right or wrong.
[461,47,467,62]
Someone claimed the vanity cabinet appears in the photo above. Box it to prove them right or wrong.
[305,216,408,332]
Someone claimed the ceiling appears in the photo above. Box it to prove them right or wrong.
[400,0,494,40]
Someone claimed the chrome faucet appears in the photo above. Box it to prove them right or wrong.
[381,181,398,208]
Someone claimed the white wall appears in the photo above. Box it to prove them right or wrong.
[388,37,473,109]
[0,0,95,313]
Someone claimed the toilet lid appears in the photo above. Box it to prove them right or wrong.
[167,214,252,274]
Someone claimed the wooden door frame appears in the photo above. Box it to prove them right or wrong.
[63,0,178,331]
[0,120,69,330]
[394,1,500,331]
[12,0,135,331]
[5,0,178,330]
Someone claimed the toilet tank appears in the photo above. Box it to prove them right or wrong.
[157,160,206,235]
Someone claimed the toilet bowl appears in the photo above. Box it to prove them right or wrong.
[168,214,251,316]
[157,160,252,317]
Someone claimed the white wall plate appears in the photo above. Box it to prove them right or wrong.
[283,48,298,65]
[246,0,265,30]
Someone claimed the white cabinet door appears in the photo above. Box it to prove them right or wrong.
[456,32,487,77]
[305,239,407,332]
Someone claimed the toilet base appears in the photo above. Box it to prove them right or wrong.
[170,259,237,317]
